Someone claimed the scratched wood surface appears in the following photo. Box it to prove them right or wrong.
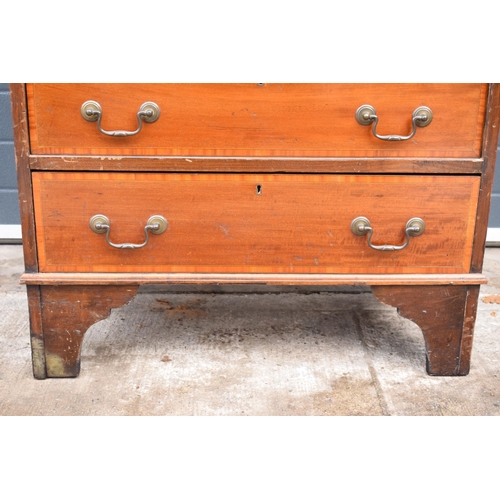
[471,84,500,272]
[39,285,139,377]
[20,272,488,286]
[27,83,487,158]
[372,285,480,375]
[10,84,38,271]
[29,155,485,175]
[32,172,480,274]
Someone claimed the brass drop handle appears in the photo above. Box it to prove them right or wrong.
[355,105,433,141]
[351,217,425,251]
[81,100,161,137]
[89,215,167,249]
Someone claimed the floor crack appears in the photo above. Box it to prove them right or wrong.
[352,310,391,416]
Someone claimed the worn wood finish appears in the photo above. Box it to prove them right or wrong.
[27,83,487,158]
[29,155,484,175]
[10,84,38,272]
[32,172,480,274]
[39,285,138,378]
[20,272,488,286]
[471,84,500,272]
[372,285,480,375]
[11,84,499,378]
[26,286,46,379]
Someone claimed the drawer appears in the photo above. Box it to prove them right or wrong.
[32,172,480,274]
[27,84,487,158]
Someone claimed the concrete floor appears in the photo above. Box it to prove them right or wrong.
[0,244,499,416]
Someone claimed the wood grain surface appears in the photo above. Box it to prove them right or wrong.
[471,83,500,271]
[26,285,45,379]
[27,83,487,158]
[20,272,488,286]
[40,285,139,378]
[372,285,480,375]
[32,172,480,274]
[10,84,38,271]
[29,155,484,175]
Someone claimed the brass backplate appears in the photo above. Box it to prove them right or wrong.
[147,215,168,234]
[351,216,371,235]
[89,214,109,233]
[406,217,426,235]
[81,100,102,122]
[413,107,433,127]
[140,102,161,123]
[355,105,376,125]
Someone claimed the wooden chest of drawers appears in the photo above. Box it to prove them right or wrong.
[11,83,500,378]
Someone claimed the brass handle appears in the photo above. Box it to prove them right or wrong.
[355,105,432,141]
[351,217,425,251]
[81,101,161,137]
[89,214,167,249]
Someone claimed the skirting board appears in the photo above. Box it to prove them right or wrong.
[1,224,500,246]
[0,224,21,243]
[487,227,500,246]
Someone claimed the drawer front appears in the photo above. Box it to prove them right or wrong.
[28,84,487,158]
[33,172,480,274]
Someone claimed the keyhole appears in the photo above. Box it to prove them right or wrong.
[256,184,262,195]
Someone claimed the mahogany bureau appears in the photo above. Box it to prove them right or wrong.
[11,84,500,378]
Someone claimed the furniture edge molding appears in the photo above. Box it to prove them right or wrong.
[10,83,38,271]
[19,272,489,286]
[471,83,500,271]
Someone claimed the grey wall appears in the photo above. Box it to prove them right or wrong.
[490,152,500,227]
[0,83,19,224]
[0,83,499,232]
